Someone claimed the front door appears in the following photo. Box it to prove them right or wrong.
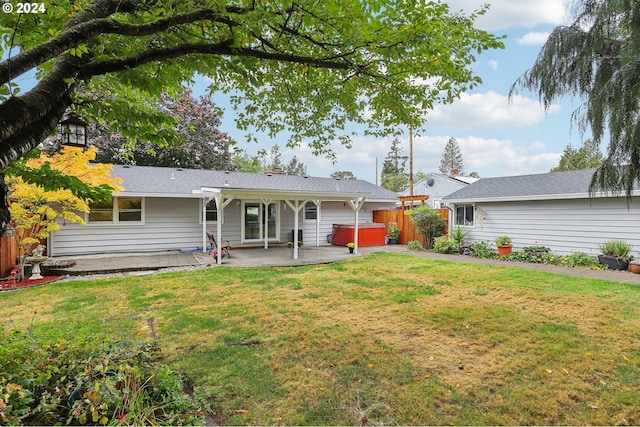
[242,201,280,243]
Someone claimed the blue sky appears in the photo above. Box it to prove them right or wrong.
[193,0,580,183]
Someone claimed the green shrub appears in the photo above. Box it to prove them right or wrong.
[502,246,552,264]
[470,240,497,259]
[407,240,424,251]
[407,206,446,249]
[559,252,604,269]
[432,235,459,254]
[0,326,208,426]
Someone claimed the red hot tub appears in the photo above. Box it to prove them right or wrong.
[331,223,386,247]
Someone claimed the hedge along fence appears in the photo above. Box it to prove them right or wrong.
[373,208,449,245]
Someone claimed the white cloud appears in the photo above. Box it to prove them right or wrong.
[426,91,561,130]
[445,0,567,31]
[488,60,499,70]
[517,32,550,46]
[288,132,562,182]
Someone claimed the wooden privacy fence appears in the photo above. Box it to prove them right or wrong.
[373,208,449,245]
[0,233,18,278]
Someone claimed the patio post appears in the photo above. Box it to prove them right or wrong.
[348,197,367,254]
[261,198,274,249]
[314,200,321,247]
[284,199,305,259]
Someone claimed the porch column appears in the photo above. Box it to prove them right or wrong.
[202,195,213,255]
[211,193,234,265]
[314,200,321,247]
[261,198,273,249]
[348,197,367,254]
[284,199,306,259]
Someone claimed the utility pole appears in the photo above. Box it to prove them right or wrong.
[409,126,414,208]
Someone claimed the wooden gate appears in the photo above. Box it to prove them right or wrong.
[0,233,18,278]
[373,208,449,245]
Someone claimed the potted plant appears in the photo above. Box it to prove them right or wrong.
[387,223,400,244]
[598,240,633,270]
[495,236,513,256]
[346,242,355,253]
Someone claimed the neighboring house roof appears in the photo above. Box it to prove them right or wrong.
[443,169,620,203]
[110,164,398,201]
[450,175,480,185]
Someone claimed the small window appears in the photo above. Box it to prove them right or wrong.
[455,204,475,226]
[88,200,113,222]
[304,201,317,220]
[204,199,219,222]
[118,197,142,222]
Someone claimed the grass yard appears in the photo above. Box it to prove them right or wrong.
[2,252,640,425]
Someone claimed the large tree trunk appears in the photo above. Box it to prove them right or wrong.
[0,173,10,237]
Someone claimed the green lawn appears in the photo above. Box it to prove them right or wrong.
[3,252,640,425]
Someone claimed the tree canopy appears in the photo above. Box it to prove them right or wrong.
[511,0,640,197]
[86,89,235,170]
[0,0,503,171]
[551,139,604,172]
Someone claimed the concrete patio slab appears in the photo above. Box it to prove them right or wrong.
[47,245,363,275]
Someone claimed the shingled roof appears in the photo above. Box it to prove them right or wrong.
[443,169,606,202]
[110,164,398,201]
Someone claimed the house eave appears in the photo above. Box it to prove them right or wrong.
[196,187,373,201]
[444,190,640,204]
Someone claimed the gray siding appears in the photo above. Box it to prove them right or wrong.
[50,197,395,256]
[453,197,640,256]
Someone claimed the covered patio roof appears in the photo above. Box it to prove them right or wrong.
[195,186,369,264]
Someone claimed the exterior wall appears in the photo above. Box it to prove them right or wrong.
[49,197,395,256]
[401,175,466,208]
[449,197,640,256]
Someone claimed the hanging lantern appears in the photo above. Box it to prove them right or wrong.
[59,115,88,148]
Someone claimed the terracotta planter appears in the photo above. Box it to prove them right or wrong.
[630,263,640,274]
[497,244,512,256]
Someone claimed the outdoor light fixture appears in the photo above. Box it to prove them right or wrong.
[59,115,88,148]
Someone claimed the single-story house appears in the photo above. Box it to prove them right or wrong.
[399,172,478,208]
[49,165,399,262]
[442,168,640,256]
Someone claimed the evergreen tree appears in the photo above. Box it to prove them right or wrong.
[285,155,308,176]
[551,139,604,172]
[381,138,408,192]
[438,137,466,175]
[266,145,284,170]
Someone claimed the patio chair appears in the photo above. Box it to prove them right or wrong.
[206,231,231,258]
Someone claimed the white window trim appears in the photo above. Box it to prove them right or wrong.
[303,201,319,222]
[85,196,145,226]
[199,198,225,225]
[454,203,476,228]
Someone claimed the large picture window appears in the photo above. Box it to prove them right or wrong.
[87,197,144,224]
[455,204,475,227]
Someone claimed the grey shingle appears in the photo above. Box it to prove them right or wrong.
[110,165,398,200]
[443,169,599,201]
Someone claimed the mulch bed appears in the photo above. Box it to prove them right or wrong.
[0,276,62,292]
